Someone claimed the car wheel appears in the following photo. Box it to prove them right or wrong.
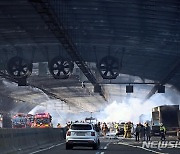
[66,143,73,150]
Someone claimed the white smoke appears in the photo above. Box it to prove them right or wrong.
[28,99,92,127]
[2,77,179,127]
[95,93,177,124]
[1,79,92,127]
[27,85,180,126]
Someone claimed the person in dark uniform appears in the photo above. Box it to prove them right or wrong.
[145,123,151,141]
[135,124,140,141]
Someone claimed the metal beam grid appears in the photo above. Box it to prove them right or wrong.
[29,0,100,88]
[0,0,179,92]
[50,0,180,41]
[145,58,180,100]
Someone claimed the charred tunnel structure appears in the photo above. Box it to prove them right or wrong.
[0,82,38,128]
[0,0,180,126]
[152,105,180,132]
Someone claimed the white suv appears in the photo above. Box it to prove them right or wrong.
[66,123,100,150]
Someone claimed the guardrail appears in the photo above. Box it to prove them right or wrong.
[0,128,66,154]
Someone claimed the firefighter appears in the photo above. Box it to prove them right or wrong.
[126,122,132,138]
[124,123,129,138]
[160,123,166,141]
[114,122,119,134]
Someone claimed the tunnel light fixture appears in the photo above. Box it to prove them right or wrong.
[126,85,133,93]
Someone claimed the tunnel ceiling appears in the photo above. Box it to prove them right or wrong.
[0,0,180,93]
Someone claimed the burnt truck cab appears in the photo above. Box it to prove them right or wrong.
[151,105,180,136]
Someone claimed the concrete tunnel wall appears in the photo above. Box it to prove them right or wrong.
[0,128,66,154]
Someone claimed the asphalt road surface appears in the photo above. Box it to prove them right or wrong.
[27,136,179,154]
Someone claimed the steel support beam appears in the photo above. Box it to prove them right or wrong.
[145,58,180,100]
[28,0,104,95]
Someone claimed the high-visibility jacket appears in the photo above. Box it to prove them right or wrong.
[124,124,127,131]
[114,123,119,129]
[160,126,166,133]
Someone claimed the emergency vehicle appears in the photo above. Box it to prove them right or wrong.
[26,114,34,128]
[12,113,27,128]
[32,113,52,128]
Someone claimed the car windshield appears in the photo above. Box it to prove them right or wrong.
[28,117,34,122]
[71,124,92,130]
[152,125,160,130]
[12,117,26,123]
[36,118,49,124]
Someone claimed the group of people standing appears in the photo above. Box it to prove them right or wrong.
[135,122,151,142]
[135,122,166,142]
[64,120,167,142]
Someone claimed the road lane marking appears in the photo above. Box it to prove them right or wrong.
[118,142,169,154]
[96,152,104,154]
[104,142,110,149]
[97,141,111,154]
[29,142,66,154]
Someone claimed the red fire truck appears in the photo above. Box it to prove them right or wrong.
[26,114,34,128]
[12,113,27,128]
[32,113,52,128]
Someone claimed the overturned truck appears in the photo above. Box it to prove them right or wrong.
[152,105,180,135]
